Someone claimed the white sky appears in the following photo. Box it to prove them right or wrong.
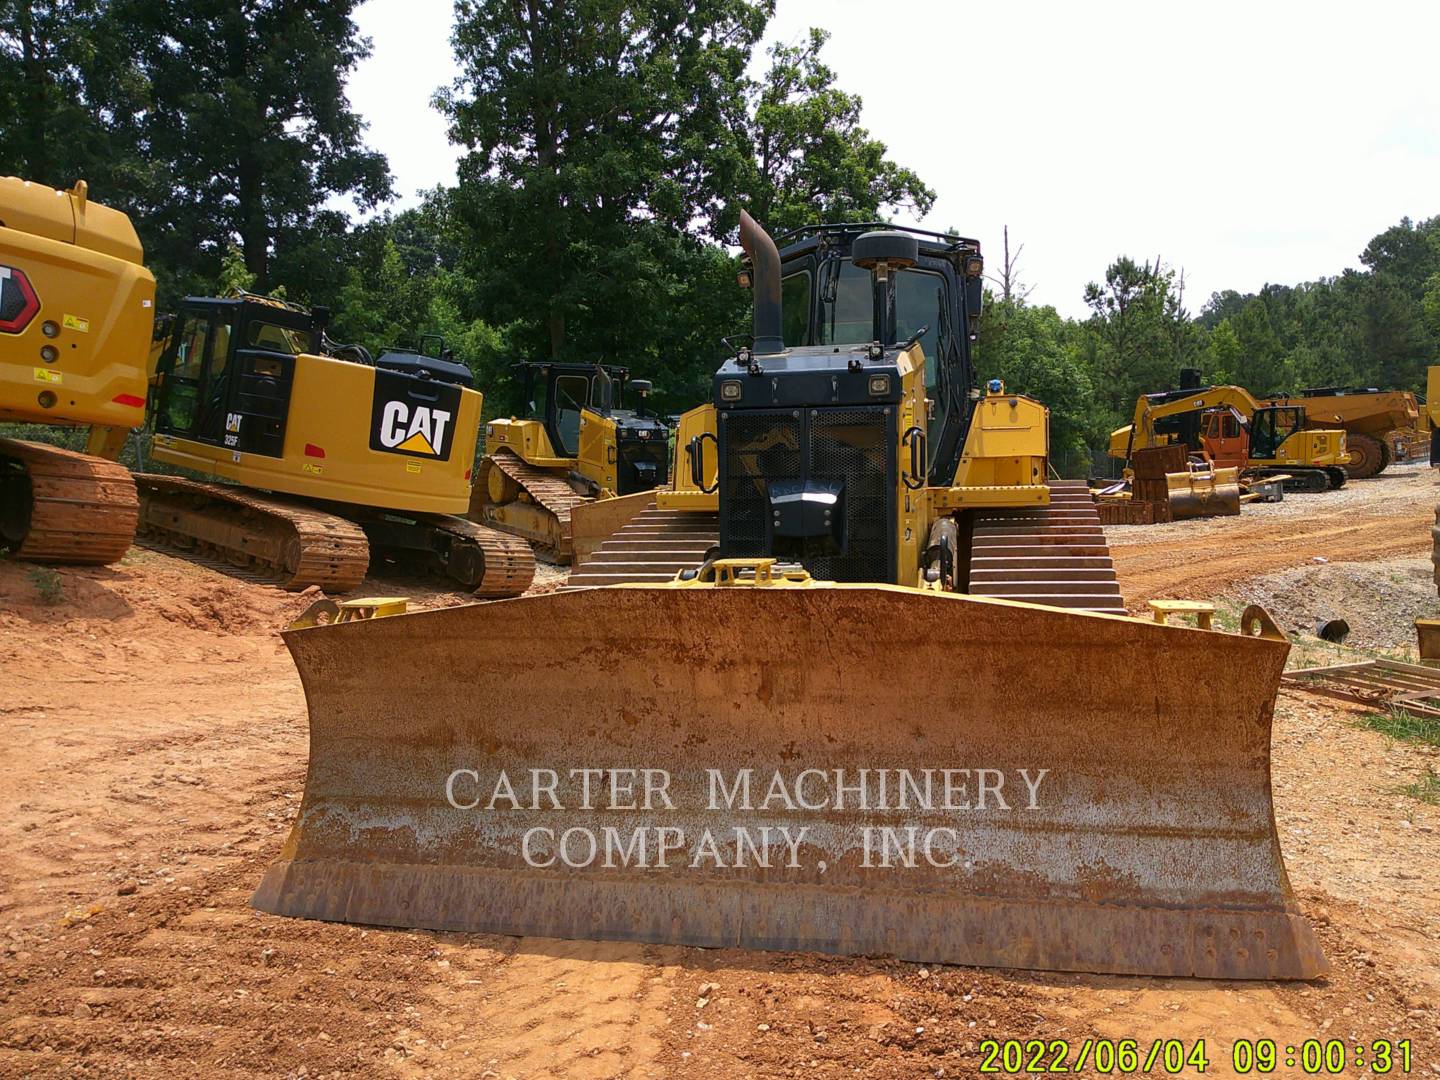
[347,0,1440,318]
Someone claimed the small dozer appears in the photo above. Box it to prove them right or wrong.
[1,177,156,563]
[256,213,1325,980]
[471,361,669,562]
[142,294,534,595]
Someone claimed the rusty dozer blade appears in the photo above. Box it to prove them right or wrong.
[1166,465,1242,520]
[254,585,1326,980]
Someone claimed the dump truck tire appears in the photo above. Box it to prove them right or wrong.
[254,585,1326,981]
[1343,432,1386,479]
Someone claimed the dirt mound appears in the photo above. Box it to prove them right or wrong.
[1224,557,1438,653]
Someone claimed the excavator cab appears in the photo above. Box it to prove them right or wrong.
[153,296,319,456]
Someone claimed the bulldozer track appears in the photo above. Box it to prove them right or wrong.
[966,480,1127,615]
[566,482,1126,615]
[135,474,370,593]
[421,512,536,598]
[565,504,718,587]
[0,438,139,565]
[476,449,592,562]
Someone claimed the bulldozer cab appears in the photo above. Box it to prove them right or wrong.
[520,361,628,458]
[771,223,983,482]
[153,297,318,456]
[518,361,669,495]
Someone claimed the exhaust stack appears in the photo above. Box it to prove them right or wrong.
[739,210,784,355]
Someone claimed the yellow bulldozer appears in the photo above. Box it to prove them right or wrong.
[1111,384,1349,492]
[471,361,670,562]
[0,176,533,596]
[255,212,1325,980]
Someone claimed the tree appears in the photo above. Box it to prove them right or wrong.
[0,0,152,193]
[437,0,770,360]
[741,28,934,235]
[1080,256,1198,419]
[110,0,391,299]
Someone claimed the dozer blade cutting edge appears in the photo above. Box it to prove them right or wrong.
[253,585,1327,980]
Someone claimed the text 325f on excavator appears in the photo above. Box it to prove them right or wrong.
[1111,384,1350,493]
[144,294,533,594]
[256,211,1324,982]
[471,361,669,562]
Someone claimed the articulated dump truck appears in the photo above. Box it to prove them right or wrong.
[255,214,1326,981]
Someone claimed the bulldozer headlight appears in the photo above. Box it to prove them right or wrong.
[868,374,890,396]
[736,268,752,289]
[965,256,984,278]
[721,379,743,401]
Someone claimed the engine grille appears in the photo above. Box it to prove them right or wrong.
[616,438,669,495]
[719,407,895,583]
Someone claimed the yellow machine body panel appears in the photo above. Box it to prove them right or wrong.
[1268,428,1346,469]
[0,177,156,432]
[1273,388,1420,436]
[151,351,482,515]
[483,415,571,469]
[576,410,618,494]
[657,403,717,511]
[941,382,1050,509]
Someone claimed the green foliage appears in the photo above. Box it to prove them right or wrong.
[1397,768,1440,805]
[976,297,1094,475]
[742,28,934,236]
[1,0,391,308]
[436,0,769,360]
[217,243,257,295]
[1080,256,1201,425]
[1360,708,1440,748]
[26,566,64,605]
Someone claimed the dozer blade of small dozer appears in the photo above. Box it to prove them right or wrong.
[254,585,1326,980]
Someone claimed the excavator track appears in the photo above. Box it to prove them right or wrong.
[418,513,536,598]
[966,480,1127,614]
[0,438,139,565]
[135,474,370,593]
[565,504,718,587]
[474,450,591,562]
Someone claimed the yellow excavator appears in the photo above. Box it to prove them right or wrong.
[471,361,670,562]
[1,177,153,563]
[1111,384,1349,492]
[1,176,533,596]
[1268,385,1421,478]
[256,212,1325,981]
[142,294,533,594]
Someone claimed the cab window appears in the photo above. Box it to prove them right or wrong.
[247,320,306,355]
[817,260,873,346]
[781,271,810,346]
[895,269,944,386]
[554,374,590,456]
[172,315,211,381]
